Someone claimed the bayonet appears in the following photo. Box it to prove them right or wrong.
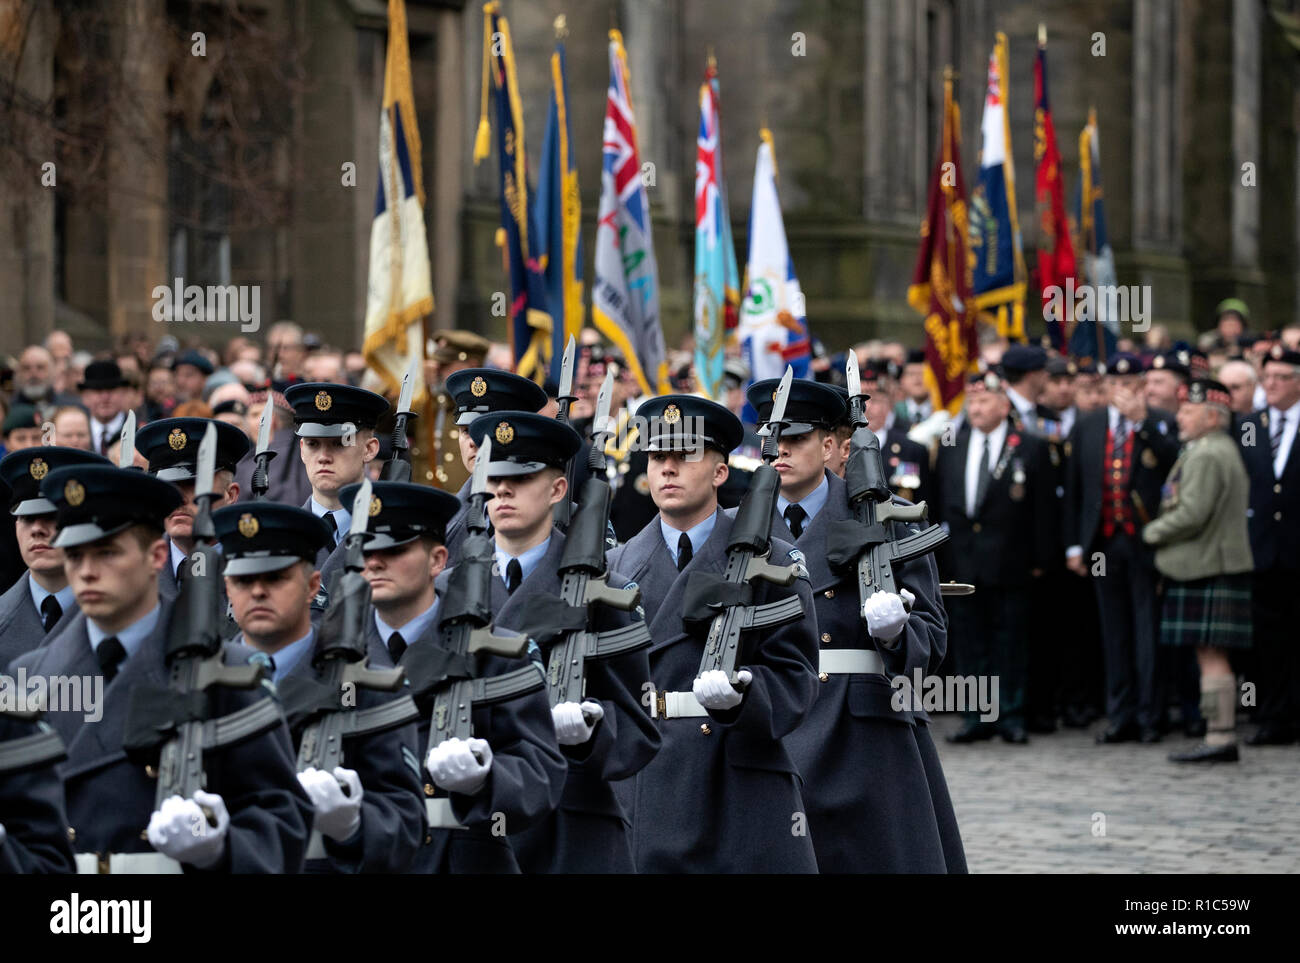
[553,336,580,532]
[381,357,419,482]
[251,401,276,500]
[117,410,136,469]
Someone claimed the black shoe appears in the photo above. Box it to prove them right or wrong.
[999,726,1029,744]
[1245,726,1296,746]
[946,723,993,744]
[1096,723,1140,744]
[1183,719,1207,739]
[1139,726,1162,744]
[1169,743,1239,763]
[1027,716,1057,734]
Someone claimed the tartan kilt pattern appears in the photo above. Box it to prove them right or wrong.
[1159,573,1253,649]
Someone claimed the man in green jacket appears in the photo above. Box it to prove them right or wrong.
[1143,378,1254,763]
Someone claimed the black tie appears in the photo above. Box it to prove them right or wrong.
[1271,413,1284,461]
[783,504,807,540]
[40,594,62,632]
[973,436,992,516]
[322,512,338,542]
[505,558,523,595]
[387,631,407,664]
[676,533,693,572]
[176,556,190,585]
[97,636,127,683]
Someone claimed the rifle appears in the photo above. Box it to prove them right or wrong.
[116,410,136,469]
[381,360,418,483]
[552,335,579,532]
[833,355,951,621]
[250,399,276,500]
[124,425,284,824]
[280,479,421,856]
[0,709,65,775]
[412,438,544,760]
[536,370,651,713]
[693,367,808,686]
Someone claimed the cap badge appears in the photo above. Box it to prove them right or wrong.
[1116,359,1130,374]
[315,390,332,412]
[470,376,488,398]
[1272,344,1284,359]
[29,458,47,480]
[663,404,681,425]
[64,479,85,507]
[168,428,187,451]
[238,513,260,538]
[369,495,383,517]
[495,421,515,445]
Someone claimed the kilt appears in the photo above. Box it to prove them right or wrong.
[1160,573,1253,650]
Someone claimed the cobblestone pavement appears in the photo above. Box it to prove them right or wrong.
[932,718,1300,873]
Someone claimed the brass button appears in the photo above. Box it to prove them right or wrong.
[424,832,433,844]
[823,589,835,599]
[821,632,831,643]
[140,830,148,841]
[972,522,982,533]
[444,452,455,462]
[424,783,435,797]
[1275,512,1283,521]
[818,671,829,683]
[145,765,157,778]
[450,429,459,439]
[1275,484,1283,494]
[700,724,712,735]
[67,827,75,842]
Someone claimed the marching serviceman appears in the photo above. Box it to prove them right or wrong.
[284,382,390,605]
[9,464,312,873]
[133,418,248,604]
[213,502,426,871]
[1237,344,1300,745]
[933,371,1056,744]
[439,369,548,561]
[345,478,566,873]
[608,395,820,873]
[1142,379,1254,762]
[0,709,76,873]
[1063,353,1180,744]
[749,377,965,873]
[463,412,660,873]
[0,447,110,664]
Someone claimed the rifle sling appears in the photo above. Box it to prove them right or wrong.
[471,665,545,706]
[0,728,66,774]
[517,595,589,648]
[682,573,753,623]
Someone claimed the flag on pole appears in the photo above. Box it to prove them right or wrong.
[970,32,1028,343]
[592,29,668,397]
[538,15,584,385]
[692,55,740,401]
[474,1,552,383]
[907,71,978,416]
[363,0,432,407]
[738,129,811,407]
[1033,28,1076,351]
[1070,106,1119,363]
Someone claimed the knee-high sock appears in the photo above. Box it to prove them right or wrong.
[1202,673,1237,747]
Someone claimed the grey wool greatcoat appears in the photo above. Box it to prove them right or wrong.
[488,532,660,873]
[0,572,79,667]
[240,629,427,874]
[775,470,967,873]
[0,711,77,873]
[372,581,567,874]
[608,509,820,873]
[10,600,314,873]
[442,478,473,564]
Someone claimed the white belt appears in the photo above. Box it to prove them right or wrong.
[819,649,886,675]
[75,852,183,874]
[426,797,465,830]
[650,690,709,720]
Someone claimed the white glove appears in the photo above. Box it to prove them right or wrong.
[693,668,752,711]
[552,700,604,745]
[426,737,493,795]
[298,766,363,842]
[864,588,916,642]
[146,790,229,869]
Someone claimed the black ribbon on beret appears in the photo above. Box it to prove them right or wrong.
[682,574,753,623]
[122,687,212,758]
[399,644,475,703]
[515,595,589,648]
[825,520,891,574]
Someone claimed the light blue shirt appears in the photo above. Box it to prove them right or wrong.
[375,599,440,649]
[776,473,829,529]
[29,577,75,625]
[308,498,349,546]
[660,510,719,565]
[87,603,161,664]
[264,629,316,683]
[493,536,551,589]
